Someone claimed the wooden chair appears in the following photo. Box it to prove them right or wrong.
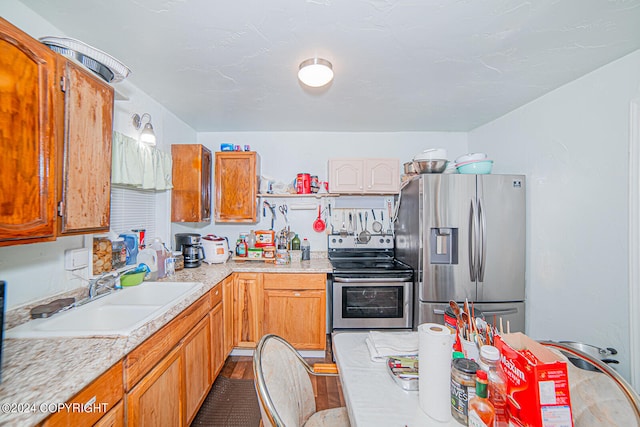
[253,334,350,427]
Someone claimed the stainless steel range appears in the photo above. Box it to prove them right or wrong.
[328,234,413,330]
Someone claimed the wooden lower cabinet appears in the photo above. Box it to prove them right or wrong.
[233,273,262,348]
[126,346,184,427]
[94,401,124,427]
[183,316,212,425]
[210,302,225,378]
[262,273,327,350]
[222,276,235,357]
[123,286,225,426]
[41,361,124,427]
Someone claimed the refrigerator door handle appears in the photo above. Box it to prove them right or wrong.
[468,199,477,281]
[480,307,518,316]
[478,197,487,282]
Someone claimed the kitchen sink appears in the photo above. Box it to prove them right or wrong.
[5,281,203,338]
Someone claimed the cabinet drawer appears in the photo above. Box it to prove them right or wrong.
[124,293,210,391]
[210,283,222,307]
[262,273,326,290]
[42,361,123,427]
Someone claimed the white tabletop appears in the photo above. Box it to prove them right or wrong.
[332,332,461,427]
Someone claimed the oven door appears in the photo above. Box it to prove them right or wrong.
[332,276,413,329]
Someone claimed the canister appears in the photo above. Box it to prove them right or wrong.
[296,173,311,194]
[173,251,185,270]
[275,249,290,265]
[450,358,479,425]
[111,238,127,270]
[93,235,112,274]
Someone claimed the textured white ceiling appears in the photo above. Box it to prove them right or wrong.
[17,0,640,132]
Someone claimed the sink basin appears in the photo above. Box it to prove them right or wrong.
[6,281,203,338]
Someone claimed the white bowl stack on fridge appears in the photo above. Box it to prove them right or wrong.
[412,148,448,174]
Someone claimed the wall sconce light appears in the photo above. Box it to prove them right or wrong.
[298,58,334,88]
[132,113,156,146]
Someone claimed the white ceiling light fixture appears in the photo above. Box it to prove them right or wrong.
[298,58,334,88]
[132,113,156,146]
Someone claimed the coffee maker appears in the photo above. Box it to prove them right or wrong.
[175,233,205,268]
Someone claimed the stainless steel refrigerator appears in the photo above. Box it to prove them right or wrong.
[395,174,526,332]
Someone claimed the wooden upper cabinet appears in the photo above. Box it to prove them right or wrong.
[214,151,259,223]
[57,59,114,234]
[0,18,58,246]
[172,144,212,222]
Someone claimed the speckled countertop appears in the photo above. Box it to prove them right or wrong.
[0,257,332,426]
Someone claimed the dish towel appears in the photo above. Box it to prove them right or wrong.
[365,331,419,362]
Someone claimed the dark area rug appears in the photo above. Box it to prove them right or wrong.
[192,376,262,426]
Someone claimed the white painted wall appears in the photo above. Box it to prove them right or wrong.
[469,49,640,383]
[0,1,196,309]
[172,132,467,251]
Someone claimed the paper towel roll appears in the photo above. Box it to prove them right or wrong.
[418,323,453,422]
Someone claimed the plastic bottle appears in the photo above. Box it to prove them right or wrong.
[151,238,168,278]
[291,234,301,251]
[236,239,248,257]
[468,369,495,427]
[478,345,508,427]
[301,238,311,260]
[247,230,257,249]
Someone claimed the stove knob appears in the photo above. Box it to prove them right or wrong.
[331,238,336,243]
[338,238,343,243]
[386,238,391,243]
[379,238,384,244]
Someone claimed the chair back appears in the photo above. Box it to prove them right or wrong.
[253,334,317,427]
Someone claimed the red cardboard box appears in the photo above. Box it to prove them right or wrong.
[495,333,573,427]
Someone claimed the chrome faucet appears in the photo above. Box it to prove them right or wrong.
[88,271,120,299]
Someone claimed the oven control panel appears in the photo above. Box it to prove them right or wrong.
[327,234,394,250]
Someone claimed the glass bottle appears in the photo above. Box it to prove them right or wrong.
[468,369,495,427]
[291,234,301,250]
[478,345,508,427]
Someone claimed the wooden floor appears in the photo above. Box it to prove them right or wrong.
[219,337,346,412]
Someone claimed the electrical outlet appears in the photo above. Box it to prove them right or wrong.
[64,248,89,271]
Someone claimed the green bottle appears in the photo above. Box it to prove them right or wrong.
[291,234,301,250]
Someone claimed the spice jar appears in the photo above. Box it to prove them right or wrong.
[450,358,479,425]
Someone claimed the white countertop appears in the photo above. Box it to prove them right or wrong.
[332,331,460,427]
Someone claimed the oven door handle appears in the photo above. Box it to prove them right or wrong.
[333,276,412,283]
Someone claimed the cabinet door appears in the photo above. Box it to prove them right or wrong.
[183,315,212,425]
[263,289,326,350]
[328,159,364,193]
[93,400,124,427]
[234,273,262,347]
[171,144,212,222]
[214,152,258,222]
[365,159,399,193]
[222,275,235,355]
[262,273,326,350]
[210,302,225,378]
[58,59,114,234]
[127,346,184,427]
[0,18,58,245]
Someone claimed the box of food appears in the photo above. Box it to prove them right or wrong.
[495,332,573,427]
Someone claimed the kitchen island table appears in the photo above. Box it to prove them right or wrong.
[332,331,459,427]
